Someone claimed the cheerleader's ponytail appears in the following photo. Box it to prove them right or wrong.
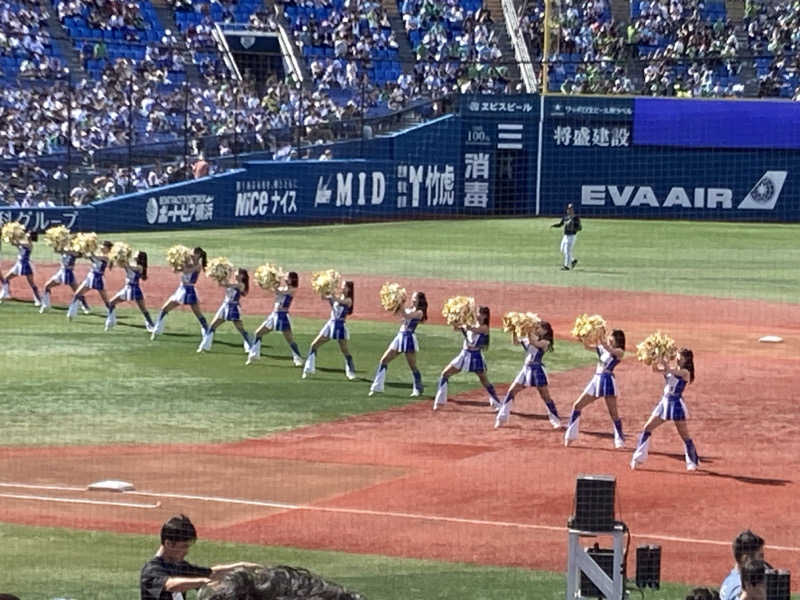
[137,251,149,280]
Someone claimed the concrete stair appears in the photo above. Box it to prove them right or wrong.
[381,0,415,72]
[609,0,630,23]
[150,0,203,84]
[483,0,520,84]
[726,0,745,21]
[270,0,314,89]
[43,5,86,79]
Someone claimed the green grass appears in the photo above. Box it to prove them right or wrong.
[2,218,795,599]
[13,218,800,302]
[0,523,696,600]
[0,301,593,446]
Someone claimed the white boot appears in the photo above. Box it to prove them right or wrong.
[66,299,79,320]
[548,411,562,429]
[433,379,448,410]
[494,402,511,428]
[631,433,651,470]
[0,283,9,301]
[104,309,116,332]
[302,352,316,378]
[564,414,580,446]
[39,291,51,314]
[368,366,386,396]
[292,353,303,366]
[245,340,261,365]
[151,317,164,340]
[204,331,215,351]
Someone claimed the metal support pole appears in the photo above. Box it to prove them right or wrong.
[565,524,626,600]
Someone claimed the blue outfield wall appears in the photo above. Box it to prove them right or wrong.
[3,96,800,232]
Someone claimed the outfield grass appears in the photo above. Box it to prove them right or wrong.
[0,523,697,600]
[12,218,800,302]
[0,301,593,446]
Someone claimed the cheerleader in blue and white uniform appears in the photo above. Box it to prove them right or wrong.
[151,247,209,339]
[66,240,113,320]
[369,291,428,397]
[495,321,562,429]
[39,239,91,314]
[246,272,303,366]
[104,252,156,332]
[0,231,42,305]
[564,328,626,448]
[198,268,251,352]
[631,348,699,471]
[302,281,356,380]
[433,306,501,410]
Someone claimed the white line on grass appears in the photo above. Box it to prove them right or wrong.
[1,482,798,553]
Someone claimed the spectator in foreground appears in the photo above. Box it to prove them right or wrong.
[197,565,365,600]
[720,530,765,600]
[140,514,260,600]
[192,154,210,179]
[739,558,767,600]
[685,588,720,600]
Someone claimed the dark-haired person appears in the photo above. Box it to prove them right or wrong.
[198,268,251,352]
[39,237,90,314]
[140,514,260,600]
[0,230,41,305]
[564,328,626,448]
[66,240,113,320]
[630,348,699,471]
[369,291,428,397]
[104,251,155,332]
[685,588,720,600]
[551,202,582,270]
[433,305,500,410]
[246,271,303,366]
[495,320,561,429]
[720,530,766,600]
[739,558,767,600]
[197,565,364,600]
[151,246,209,339]
[303,280,356,380]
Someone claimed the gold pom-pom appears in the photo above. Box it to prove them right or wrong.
[502,311,540,338]
[109,242,133,266]
[70,232,98,255]
[636,331,678,366]
[205,257,234,283]
[254,263,285,290]
[1,222,27,244]
[442,296,477,327]
[166,245,192,270]
[571,313,607,344]
[43,225,71,251]
[379,282,407,312]
[310,269,341,296]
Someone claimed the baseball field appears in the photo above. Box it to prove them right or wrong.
[1,217,799,599]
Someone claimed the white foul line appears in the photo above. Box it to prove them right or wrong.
[0,492,160,509]
[1,482,798,553]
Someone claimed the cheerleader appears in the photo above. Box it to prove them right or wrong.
[495,321,561,429]
[104,251,156,332]
[66,240,113,320]
[40,239,91,314]
[630,348,699,471]
[433,306,500,410]
[302,281,356,380]
[246,271,303,366]
[368,291,428,397]
[0,231,42,305]
[564,329,626,448]
[197,268,251,352]
[151,247,209,339]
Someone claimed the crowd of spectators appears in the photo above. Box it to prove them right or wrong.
[1,0,64,79]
